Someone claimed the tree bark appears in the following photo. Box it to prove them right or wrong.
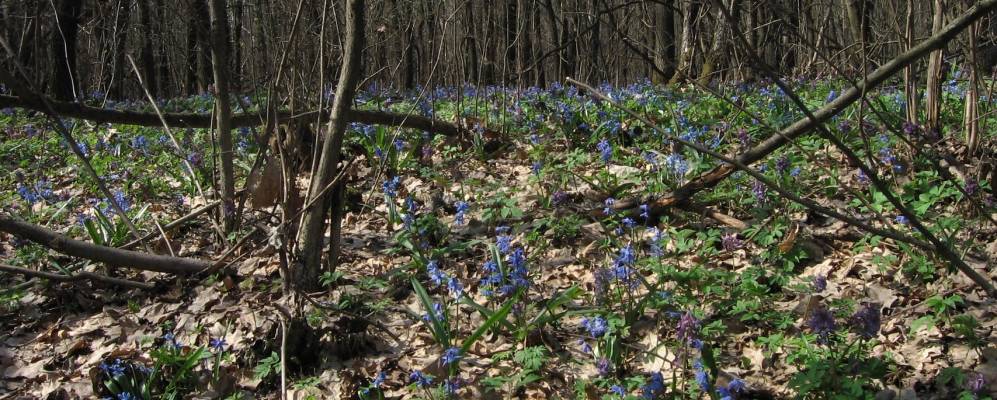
[925,0,946,132]
[50,0,82,100]
[652,0,676,84]
[137,0,158,97]
[294,0,365,291]
[207,0,236,232]
[0,214,209,275]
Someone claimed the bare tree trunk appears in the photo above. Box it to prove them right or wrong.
[699,0,732,85]
[670,0,699,84]
[109,0,130,98]
[51,0,82,100]
[903,0,918,123]
[925,0,946,133]
[964,18,980,156]
[137,0,158,97]
[652,0,676,84]
[295,0,365,291]
[207,0,236,232]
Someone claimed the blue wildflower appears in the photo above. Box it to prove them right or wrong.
[426,260,446,286]
[447,276,464,299]
[531,161,543,176]
[693,360,711,392]
[441,347,462,366]
[117,393,136,400]
[622,217,636,228]
[454,201,469,225]
[582,316,608,338]
[604,197,615,215]
[813,275,827,293]
[409,371,433,387]
[641,371,665,399]
[597,139,613,163]
[382,176,401,198]
[640,204,650,221]
[443,378,462,395]
[99,359,126,378]
[610,385,626,396]
[209,338,226,351]
[895,215,909,224]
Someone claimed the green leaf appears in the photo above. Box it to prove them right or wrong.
[461,294,515,354]
[411,278,450,347]
[910,315,935,335]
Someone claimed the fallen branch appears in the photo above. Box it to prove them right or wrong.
[612,0,997,214]
[0,263,154,290]
[0,94,470,137]
[0,214,209,275]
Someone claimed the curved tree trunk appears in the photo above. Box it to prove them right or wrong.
[294,0,365,291]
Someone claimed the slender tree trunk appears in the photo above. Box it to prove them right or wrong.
[903,0,918,123]
[295,0,365,290]
[51,0,82,100]
[652,0,676,84]
[109,0,130,99]
[670,0,699,84]
[207,0,236,232]
[925,0,946,133]
[137,0,158,97]
[964,19,980,156]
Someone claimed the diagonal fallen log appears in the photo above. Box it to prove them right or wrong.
[1,214,209,275]
[613,0,997,214]
[0,94,470,137]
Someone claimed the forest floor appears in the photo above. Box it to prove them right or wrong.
[1,81,996,400]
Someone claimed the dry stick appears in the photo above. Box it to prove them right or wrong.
[0,39,148,251]
[566,78,932,252]
[709,0,996,298]
[121,200,221,250]
[0,263,153,290]
[125,55,227,243]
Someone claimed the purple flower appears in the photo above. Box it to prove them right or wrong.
[578,339,593,354]
[677,311,699,346]
[895,215,909,225]
[813,275,827,293]
[969,372,986,393]
[531,161,543,176]
[751,180,767,204]
[775,155,791,174]
[552,190,569,206]
[639,204,650,221]
[622,217,636,228]
[582,316,608,338]
[737,129,751,147]
[721,233,742,251]
[807,305,836,344]
[965,179,978,196]
[441,347,462,366]
[596,357,611,376]
[850,303,881,339]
